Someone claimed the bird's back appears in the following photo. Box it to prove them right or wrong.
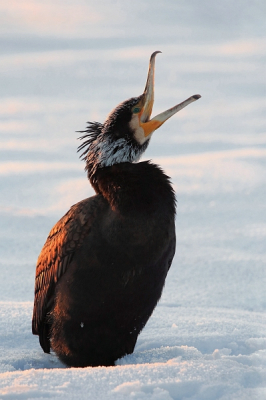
[33,161,176,367]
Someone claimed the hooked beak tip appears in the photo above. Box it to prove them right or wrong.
[150,50,162,59]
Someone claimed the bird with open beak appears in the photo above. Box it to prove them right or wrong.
[32,51,201,367]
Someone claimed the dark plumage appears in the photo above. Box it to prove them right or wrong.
[32,52,200,367]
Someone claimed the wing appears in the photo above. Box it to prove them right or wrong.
[32,195,101,352]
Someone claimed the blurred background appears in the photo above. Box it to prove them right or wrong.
[0,0,266,306]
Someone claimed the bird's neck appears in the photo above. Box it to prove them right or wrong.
[90,161,176,217]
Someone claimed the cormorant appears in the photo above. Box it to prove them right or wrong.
[32,52,201,367]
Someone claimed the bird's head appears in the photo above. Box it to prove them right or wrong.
[78,51,201,179]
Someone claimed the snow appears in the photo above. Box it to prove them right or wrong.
[1,1,266,399]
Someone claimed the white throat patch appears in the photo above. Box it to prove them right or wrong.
[129,114,152,145]
[93,136,141,168]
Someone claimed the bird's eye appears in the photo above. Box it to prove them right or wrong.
[133,107,141,114]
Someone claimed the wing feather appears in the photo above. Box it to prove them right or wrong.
[32,195,100,342]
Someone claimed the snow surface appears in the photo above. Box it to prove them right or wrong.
[0,1,266,399]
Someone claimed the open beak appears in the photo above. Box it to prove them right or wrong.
[140,52,201,137]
